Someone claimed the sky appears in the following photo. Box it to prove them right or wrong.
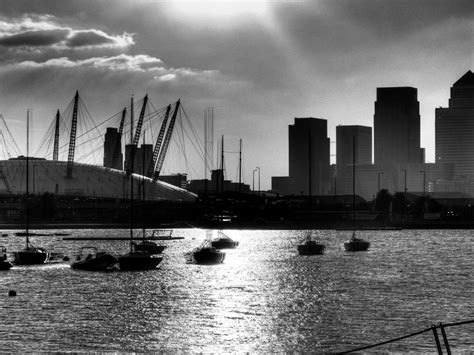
[0,0,473,189]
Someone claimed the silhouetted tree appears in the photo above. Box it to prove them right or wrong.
[392,192,407,215]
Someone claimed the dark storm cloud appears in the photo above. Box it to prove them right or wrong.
[0,28,68,46]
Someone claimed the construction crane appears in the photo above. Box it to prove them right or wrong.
[66,91,79,178]
[146,104,171,178]
[126,94,148,175]
[111,107,126,169]
[53,109,60,161]
[154,99,180,179]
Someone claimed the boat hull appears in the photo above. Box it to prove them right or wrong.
[13,248,48,265]
[344,240,370,252]
[211,240,239,249]
[193,248,225,264]
[118,252,163,271]
[298,244,325,255]
[71,252,118,271]
[134,241,166,254]
[0,261,13,270]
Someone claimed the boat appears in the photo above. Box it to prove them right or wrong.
[344,231,371,252]
[133,240,166,254]
[71,247,118,271]
[211,230,239,249]
[343,137,370,252]
[118,107,164,271]
[13,110,49,265]
[297,233,325,255]
[296,135,325,256]
[0,246,13,270]
[189,239,225,265]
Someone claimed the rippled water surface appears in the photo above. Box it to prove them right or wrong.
[0,229,472,352]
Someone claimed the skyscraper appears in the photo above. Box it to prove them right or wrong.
[103,127,123,170]
[336,125,372,195]
[374,87,423,167]
[336,125,372,167]
[288,117,330,195]
[436,70,474,178]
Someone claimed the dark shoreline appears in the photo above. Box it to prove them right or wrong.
[2,222,474,230]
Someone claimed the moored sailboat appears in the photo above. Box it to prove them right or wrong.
[118,99,164,271]
[298,233,325,255]
[343,137,370,252]
[211,230,239,249]
[13,110,49,265]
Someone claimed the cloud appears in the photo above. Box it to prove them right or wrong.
[0,14,134,50]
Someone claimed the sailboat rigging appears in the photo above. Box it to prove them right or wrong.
[343,136,370,252]
[118,102,163,271]
[297,132,325,255]
[13,110,49,265]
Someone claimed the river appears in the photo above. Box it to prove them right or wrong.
[0,229,472,352]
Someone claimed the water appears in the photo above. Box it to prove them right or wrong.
[0,229,472,352]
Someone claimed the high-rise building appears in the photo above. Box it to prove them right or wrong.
[103,127,123,170]
[436,70,474,179]
[336,125,372,167]
[288,117,330,195]
[124,143,153,174]
[374,87,423,167]
[336,125,372,195]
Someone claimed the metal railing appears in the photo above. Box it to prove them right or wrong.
[339,319,473,354]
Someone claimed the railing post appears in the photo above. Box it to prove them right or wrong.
[431,325,443,355]
[439,323,451,355]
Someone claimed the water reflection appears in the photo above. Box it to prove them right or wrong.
[0,229,472,352]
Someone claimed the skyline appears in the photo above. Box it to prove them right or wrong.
[0,0,473,189]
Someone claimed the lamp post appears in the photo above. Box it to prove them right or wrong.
[402,169,407,193]
[256,167,260,195]
[252,169,257,192]
[377,172,384,193]
[419,170,426,196]
[402,169,408,218]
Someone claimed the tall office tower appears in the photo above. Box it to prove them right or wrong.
[103,127,123,170]
[204,107,214,180]
[336,125,372,167]
[124,143,152,174]
[436,70,474,178]
[289,117,330,195]
[136,144,154,175]
[374,87,423,167]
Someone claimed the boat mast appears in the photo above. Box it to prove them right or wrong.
[129,99,134,248]
[142,131,146,240]
[352,136,356,233]
[238,139,242,193]
[26,109,30,247]
[220,135,224,193]
[308,132,312,208]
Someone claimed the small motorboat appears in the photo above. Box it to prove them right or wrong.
[133,240,166,254]
[297,234,325,255]
[118,250,163,271]
[211,231,239,249]
[71,247,118,271]
[343,232,370,252]
[0,246,13,270]
[190,240,225,265]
